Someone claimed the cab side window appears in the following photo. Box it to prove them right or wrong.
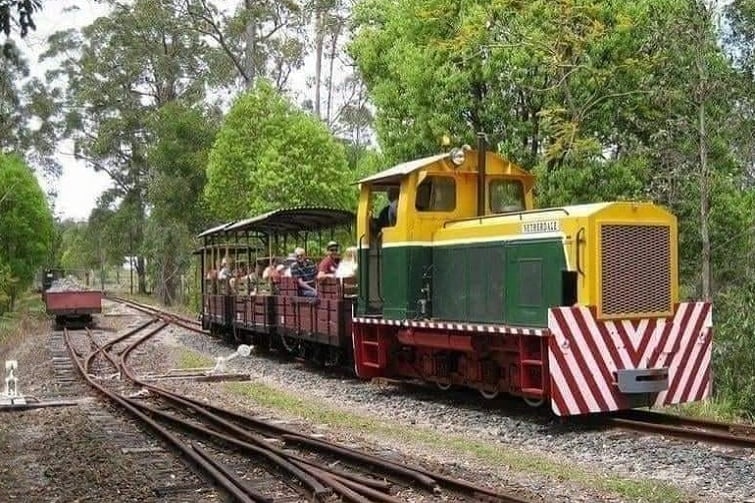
[415,176,456,212]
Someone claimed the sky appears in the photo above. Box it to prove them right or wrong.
[19,2,113,222]
[18,0,335,222]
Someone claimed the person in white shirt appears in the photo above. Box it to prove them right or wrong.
[335,247,357,279]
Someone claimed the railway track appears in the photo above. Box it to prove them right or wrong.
[67,306,533,502]
[105,294,206,333]
[604,409,755,449]
[107,294,755,456]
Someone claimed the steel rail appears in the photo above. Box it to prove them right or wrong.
[83,319,158,374]
[160,390,530,502]
[607,410,755,449]
[106,295,537,503]
[106,295,203,330]
[62,328,260,503]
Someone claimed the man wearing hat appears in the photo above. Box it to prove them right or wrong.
[317,241,341,280]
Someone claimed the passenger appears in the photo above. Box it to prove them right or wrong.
[218,258,232,281]
[335,246,358,279]
[377,187,399,229]
[229,263,247,294]
[281,252,297,277]
[317,241,341,280]
[247,263,263,294]
[290,247,317,297]
[262,259,275,280]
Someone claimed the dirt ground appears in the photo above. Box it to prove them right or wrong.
[0,303,219,503]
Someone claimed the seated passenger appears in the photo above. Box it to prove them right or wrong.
[218,258,232,281]
[317,241,341,280]
[229,263,248,294]
[262,259,276,280]
[335,246,357,279]
[290,247,317,297]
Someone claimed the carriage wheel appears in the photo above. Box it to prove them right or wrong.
[480,388,499,400]
[279,333,297,354]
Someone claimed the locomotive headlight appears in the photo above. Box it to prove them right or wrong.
[449,147,466,166]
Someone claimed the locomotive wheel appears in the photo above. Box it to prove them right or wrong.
[436,381,452,391]
[523,396,545,408]
[480,388,499,400]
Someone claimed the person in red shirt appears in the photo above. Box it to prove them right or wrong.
[317,241,340,280]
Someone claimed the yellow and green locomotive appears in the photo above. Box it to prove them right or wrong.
[198,137,713,416]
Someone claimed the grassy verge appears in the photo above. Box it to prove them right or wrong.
[175,348,214,369]
[0,292,48,347]
[665,397,754,423]
[225,381,689,503]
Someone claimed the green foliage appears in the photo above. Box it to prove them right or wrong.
[533,154,649,207]
[353,148,386,180]
[58,221,98,272]
[711,285,755,417]
[350,0,680,170]
[147,102,220,233]
[0,153,54,311]
[205,79,353,220]
[0,1,42,54]
[145,102,221,304]
[143,218,194,306]
[41,0,218,294]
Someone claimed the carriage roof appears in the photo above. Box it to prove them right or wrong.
[197,207,355,239]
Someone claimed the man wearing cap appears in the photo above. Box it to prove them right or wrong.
[290,247,318,297]
[317,241,341,280]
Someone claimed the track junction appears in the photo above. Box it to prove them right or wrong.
[61,296,534,503]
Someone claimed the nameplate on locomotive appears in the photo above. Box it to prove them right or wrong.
[521,220,560,233]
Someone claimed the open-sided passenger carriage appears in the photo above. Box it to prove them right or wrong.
[197,207,357,366]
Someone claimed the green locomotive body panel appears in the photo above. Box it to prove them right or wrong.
[381,245,432,320]
[432,238,567,327]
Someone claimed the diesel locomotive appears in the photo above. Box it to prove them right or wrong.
[198,136,713,416]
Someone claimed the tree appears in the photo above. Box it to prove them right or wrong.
[0,152,54,311]
[350,0,686,171]
[147,102,220,233]
[0,38,62,178]
[41,0,214,293]
[145,102,220,304]
[204,79,353,220]
[0,1,42,57]
[180,0,307,92]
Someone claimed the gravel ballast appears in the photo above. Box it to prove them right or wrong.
[159,315,755,503]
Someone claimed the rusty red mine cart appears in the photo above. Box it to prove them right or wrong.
[44,290,103,330]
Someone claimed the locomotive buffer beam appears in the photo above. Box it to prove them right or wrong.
[615,367,669,394]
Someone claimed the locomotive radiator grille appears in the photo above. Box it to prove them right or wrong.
[599,224,672,318]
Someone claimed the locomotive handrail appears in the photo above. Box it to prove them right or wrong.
[376,231,384,303]
[576,227,585,276]
[442,207,570,228]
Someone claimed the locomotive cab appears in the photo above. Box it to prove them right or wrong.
[355,142,536,319]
